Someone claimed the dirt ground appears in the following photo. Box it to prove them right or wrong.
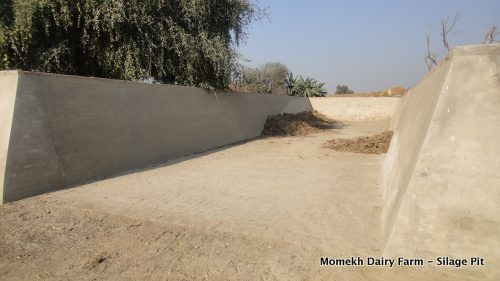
[0,200,321,280]
[0,121,469,281]
[324,131,394,154]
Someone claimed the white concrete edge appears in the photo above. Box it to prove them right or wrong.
[0,71,20,204]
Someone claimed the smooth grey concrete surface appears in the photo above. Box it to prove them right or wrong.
[384,44,500,280]
[309,96,399,121]
[0,71,312,203]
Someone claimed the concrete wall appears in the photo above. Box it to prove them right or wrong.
[309,96,399,121]
[0,71,312,203]
[384,44,500,280]
[382,57,452,238]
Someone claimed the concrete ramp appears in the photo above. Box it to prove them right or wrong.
[384,44,500,279]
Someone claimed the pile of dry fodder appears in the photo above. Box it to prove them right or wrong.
[261,111,340,137]
[323,131,394,154]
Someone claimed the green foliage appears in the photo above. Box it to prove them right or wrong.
[335,85,353,95]
[233,62,289,94]
[286,73,327,97]
[0,0,265,89]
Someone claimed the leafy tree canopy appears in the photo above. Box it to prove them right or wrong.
[0,0,266,89]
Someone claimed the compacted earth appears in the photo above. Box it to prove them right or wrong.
[0,120,461,280]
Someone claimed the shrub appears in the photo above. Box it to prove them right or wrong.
[335,85,354,95]
[234,62,289,94]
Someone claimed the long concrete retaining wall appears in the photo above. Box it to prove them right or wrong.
[0,71,312,203]
[309,96,399,121]
[383,44,500,279]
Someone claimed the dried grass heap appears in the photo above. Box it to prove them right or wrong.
[262,111,339,137]
[324,131,394,154]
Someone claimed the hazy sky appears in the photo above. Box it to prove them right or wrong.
[238,0,500,93]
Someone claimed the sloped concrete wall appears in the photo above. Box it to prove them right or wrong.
[382,57,453,238]
[1,71,312,203]
[384,44,500,280]
[309,96,399,121]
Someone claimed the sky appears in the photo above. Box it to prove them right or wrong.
[238,0,500,93]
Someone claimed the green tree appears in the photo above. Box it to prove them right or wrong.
[335,85,353,95]
[286,73,327,97]
[0,0,266,89]
[234,62,289,94]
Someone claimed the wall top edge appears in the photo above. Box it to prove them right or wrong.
[314,96,401,100]
[0,70,21,77]
[0,70,306,98]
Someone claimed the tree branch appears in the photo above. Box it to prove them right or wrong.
[440,12,461,52]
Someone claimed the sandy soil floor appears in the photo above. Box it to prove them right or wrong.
[0,121,468,280]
